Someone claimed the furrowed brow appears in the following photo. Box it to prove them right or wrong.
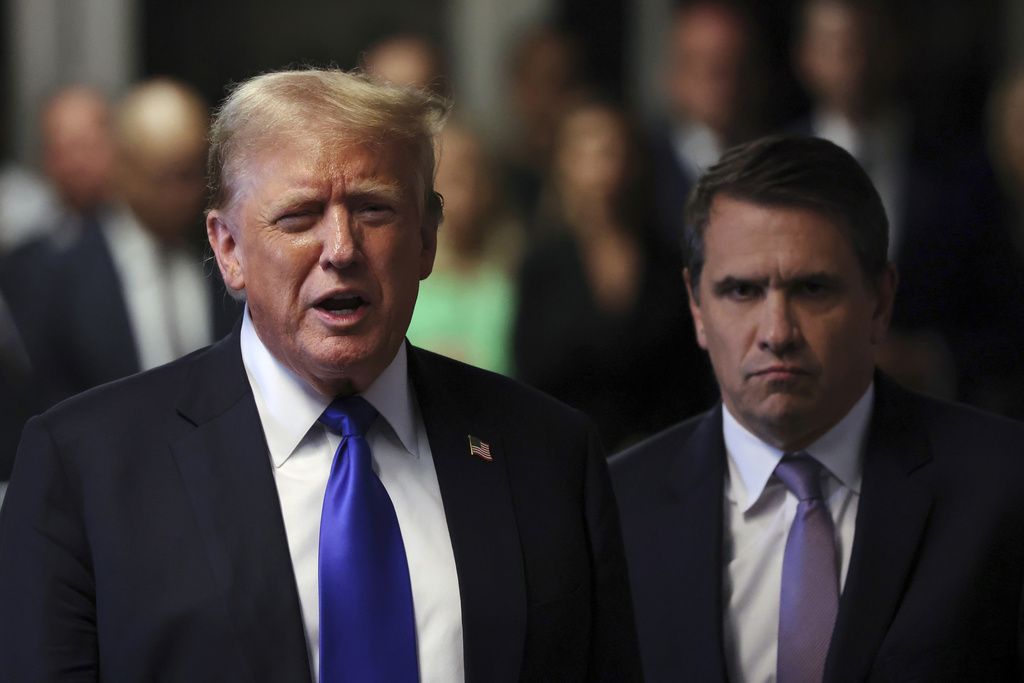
[346,180,403,203]
[267,188,323,214]
[712,275,767,295]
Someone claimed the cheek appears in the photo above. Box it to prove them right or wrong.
[247,241,318,303]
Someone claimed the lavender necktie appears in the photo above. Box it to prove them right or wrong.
[318,396,418,682]
[775,453,839,683]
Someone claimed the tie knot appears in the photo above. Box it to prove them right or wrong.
[774,453,826,502]
[319,396,378,437]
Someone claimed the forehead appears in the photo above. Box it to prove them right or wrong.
[230,132,420,206]
[702,195,859,277]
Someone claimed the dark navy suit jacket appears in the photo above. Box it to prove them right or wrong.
[33,224,241,407]
[0,328,641,682]
[611,375,1024,682]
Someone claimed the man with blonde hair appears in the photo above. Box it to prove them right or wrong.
[0,68,640,682]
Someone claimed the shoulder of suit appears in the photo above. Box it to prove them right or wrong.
[902,388,1024,451]
[609,410,709,475]
[875,375,1024,472]
[37,340,216,432]
[410,345,592,431]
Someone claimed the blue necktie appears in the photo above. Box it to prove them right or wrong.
[318,396,418,682]
[775,453,839,683]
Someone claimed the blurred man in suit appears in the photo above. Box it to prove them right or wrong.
[649,1,761,253]
[31,78,240,406]
[792,0,1024,408]
[612,134,1024,682]
[38,85,116,245]
[0,68,640,682]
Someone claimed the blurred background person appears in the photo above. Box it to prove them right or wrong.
[792,0,1024,412]
[0,289,32,504]
[407,120,521,375]
[514,100,715,451]
[791,0,908,245]
[985,67,1024,416]
[0,85,118,484]
[0,86,114,255]
[31,78,241,407]
[38,85,116,247]
[649,0,763,254]
[500,24,586,230]
[362,32,447,95]
[990,68,1024,254]
[0,163,55,254]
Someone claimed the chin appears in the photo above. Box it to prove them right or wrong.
[309,336,400,387]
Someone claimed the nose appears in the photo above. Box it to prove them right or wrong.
[757,291,801,355]
[320,207,360,270]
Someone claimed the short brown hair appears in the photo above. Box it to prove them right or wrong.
[684,134,889,295]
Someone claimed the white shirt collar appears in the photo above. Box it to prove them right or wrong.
[239,306,420,468]
[723,382,874,512]
[671,120,726,177]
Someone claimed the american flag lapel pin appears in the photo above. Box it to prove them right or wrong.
[468,435,493,462]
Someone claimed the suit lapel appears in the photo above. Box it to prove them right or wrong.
[408,348,527,683]
[666,407,730,683]
[172,329,312,682]
[825,377,933,681]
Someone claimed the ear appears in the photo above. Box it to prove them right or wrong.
[207,210,246,292]
[684,268,708,350]
[417,199,440,281]
[869,263,898,345]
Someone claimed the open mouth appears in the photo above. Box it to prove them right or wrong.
[315,294,367,315]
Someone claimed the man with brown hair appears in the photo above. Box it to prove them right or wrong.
[613,134,1024,682]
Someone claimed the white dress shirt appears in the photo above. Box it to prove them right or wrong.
[240,310,464,683]
[103,207,212,370]
[671,121,728,181]
[721,384,874,683]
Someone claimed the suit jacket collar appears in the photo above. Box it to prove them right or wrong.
[173,324,313,682]
[825,373,933,681]
[675,376,932,683]
[668,405,730,682]
[173,337,534,682]
[407,346,527,683]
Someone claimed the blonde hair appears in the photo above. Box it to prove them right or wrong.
[207,67,449,221]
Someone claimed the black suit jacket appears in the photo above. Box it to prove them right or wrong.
[611,376,1024,682]
[34,224,241,406]
[0,328,641,682]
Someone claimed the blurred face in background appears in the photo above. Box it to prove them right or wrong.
[363,34,442,93]
[435,125,494,253]
[997,76,1024,190]
[665,3,749,136]
[797,1,875,118]
[41,87,115,213]
[555,105,631,210]
[115,80,209,244]
[508,28,582,162]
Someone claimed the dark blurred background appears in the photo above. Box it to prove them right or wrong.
[3,0,1024,470]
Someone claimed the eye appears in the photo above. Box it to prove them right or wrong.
[357,203,396,225]
[795,279,832,297]
[275,211,317,231]
[724,282,761,301]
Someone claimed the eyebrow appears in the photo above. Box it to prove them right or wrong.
[710,272,840,294]
[266,188,325,216]
[344,179,403,203]
[711,275,767,295]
